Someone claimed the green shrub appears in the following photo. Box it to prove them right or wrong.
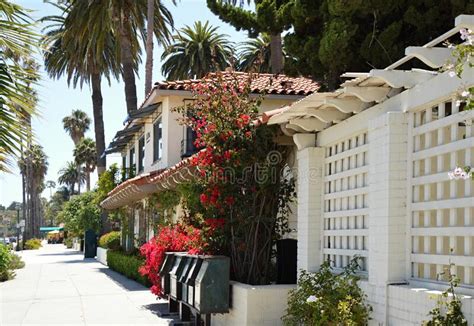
[9,252,25,270]
[0,244,13,282]
[24,238,42,250]
[64,238,73,249]
[98,231,121,250]
[283,257,372,326]
[0,245,24,282]
[107,250,150,287]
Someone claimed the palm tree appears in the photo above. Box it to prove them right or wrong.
[58,161,84,195]
[65,0,174,114]
[45,180,56,198]
[0,1,39,172]
[144,0,155,96]
[42,1,120,177]
[18,144,48,238]
[238,34,278,73]
[74,138,97,191]
[161,21,234,80]
[62,110,91,145]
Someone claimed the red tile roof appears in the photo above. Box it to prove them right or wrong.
[154,71,319,96]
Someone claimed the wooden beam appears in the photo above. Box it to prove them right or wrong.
[343,86,391,103]
[289,117,327,132]
[405,47,453,68]
[369,69,435,88]
[324,98,365,113]
[310,107,348,123]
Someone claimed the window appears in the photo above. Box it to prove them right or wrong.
[153,118,162,162]
[122,155,127,179]
[181,125,197,158]
[129,147,135,175]
[138,136,145,172]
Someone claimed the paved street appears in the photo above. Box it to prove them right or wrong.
[0,244,173,325]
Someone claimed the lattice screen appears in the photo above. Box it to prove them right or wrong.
[323,131,369,272]
[410,98,474,285]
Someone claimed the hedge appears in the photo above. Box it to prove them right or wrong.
[106,250,150,287]
[98,231,121,250]
[24,238,42,250]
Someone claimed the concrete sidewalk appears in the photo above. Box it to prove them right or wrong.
[0,244,173,325]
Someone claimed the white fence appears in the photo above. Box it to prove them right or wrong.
[409,99,474,286]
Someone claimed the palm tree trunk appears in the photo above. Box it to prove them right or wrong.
[91,72,107,176]
[270,33,283,74]
[86,171,91,191]
[144,0,154,96]
[77,168,81,194]
[120,21,138,114]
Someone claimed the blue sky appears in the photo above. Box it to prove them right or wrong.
[0,0,248,207]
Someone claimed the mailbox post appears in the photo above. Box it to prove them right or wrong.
[159,253,230,326]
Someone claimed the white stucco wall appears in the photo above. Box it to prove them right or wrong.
[212,282,295,326]
[96,247,108,266]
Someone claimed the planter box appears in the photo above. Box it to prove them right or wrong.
[212,281,295,326]
[96,247,108,266]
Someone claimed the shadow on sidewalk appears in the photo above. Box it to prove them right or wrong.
[95,267,148,292]
[38,251,82,257]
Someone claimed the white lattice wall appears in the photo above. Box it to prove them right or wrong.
[323,131,369,272]
[409,98,474,286]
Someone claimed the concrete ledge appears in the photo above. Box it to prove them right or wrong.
[360,280,474,325]
[212,281,296,326]
[96,247,108,266]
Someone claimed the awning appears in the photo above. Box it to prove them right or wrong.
[40,227,64,232]
[127,103,161,122]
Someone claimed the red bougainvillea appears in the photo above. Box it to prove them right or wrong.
[139,224,209,296]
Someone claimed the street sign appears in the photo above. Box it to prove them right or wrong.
[19,220,25,227]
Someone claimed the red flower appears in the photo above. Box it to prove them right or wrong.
[200,193,209,205]
[225,196,235,206]
[245,131,252,138]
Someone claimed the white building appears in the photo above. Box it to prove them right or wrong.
[101,71,319,248]
[266,14,474,325]
[101,15,474,325]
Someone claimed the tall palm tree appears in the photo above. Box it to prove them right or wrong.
[62,109,90,145]
[45,180,56,198]
[66,0,175,114]
[42,1,120,177]
[18,144,48,238]
[0,0,39,172]
[58,161,84,195]
[238,34,279,73]
[161,21,233,80]
[74,138,96,191]
[144,0,155,96]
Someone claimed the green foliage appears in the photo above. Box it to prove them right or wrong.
[9,252,25,270]
[98,231,121,250]
[283,0,473,89]
[0,243,12,281]
[161,21,233,80]
[24,238,42,250]
[0,0,40,172]
[60,191,101,236]
[64,237,73,248]
[283,258,372,326]
[107,250,150,287]
[424,264,467,326]
[96,164,120,203]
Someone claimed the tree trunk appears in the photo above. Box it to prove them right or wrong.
[86,171,91,192]
[91,72,107,176]
[270,33,283,74]
[144,0,154,96]
[77,169,81,194]
[120,18,138,114]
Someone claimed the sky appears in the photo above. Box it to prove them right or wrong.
[0,0,249,208]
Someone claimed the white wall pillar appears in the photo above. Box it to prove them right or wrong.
[368,111,408,284]
[368,112,408,324]
[296,147,324,273]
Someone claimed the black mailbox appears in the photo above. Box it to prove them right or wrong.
[170,254,189,300]
[159,252,177,295]
[184,257,203,307]
[194,256,230,314]
[179,257,195,303]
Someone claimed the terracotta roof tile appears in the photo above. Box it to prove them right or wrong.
[154,71,319,96]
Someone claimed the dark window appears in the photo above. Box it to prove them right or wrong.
[129,147,135,174]
[122,155,127,179]
[138,137,145,172]
[153,118,162,162]
[181,126,197,158]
